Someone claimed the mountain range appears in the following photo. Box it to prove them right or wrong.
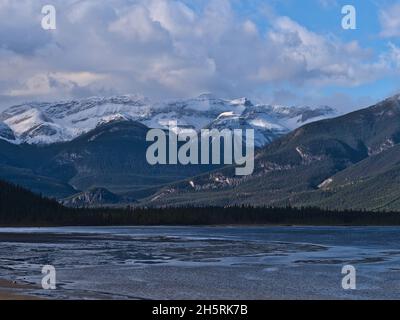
[1,93,400,211]
[0,94,335,147]
[147,94,400,211]
[0,94,336,207]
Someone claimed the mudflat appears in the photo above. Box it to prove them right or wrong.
[0,279,42,300]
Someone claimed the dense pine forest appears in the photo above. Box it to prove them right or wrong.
[1,180,400,226]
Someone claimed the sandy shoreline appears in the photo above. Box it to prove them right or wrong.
[0,279,43,300]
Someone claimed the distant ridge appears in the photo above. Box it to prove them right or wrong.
[0,94,335,147]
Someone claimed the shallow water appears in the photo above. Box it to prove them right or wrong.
[0,226,399,299]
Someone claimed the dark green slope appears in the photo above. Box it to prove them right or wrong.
[0,139,76,198]
[146,95,400,210]
[4,179,400,227]
[46,121,219,198]
[303,144,400,210]
[0,180,68,225]
[0,120,220,200]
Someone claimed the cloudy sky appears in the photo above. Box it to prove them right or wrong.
[1,0,400,112]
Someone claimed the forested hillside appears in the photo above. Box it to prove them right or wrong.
[1,180,400,226]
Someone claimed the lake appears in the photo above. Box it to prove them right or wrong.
[0,226,400,299]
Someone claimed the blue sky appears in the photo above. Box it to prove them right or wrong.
[1,0,400,113]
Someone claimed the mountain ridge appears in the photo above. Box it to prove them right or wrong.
[1,93,400,211]
[143,94,400,210]
[0,94,336,147]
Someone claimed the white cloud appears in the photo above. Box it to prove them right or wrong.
[242,20,258,35]
[0,0,397,109]
[148,0,196,37]
[9,74,51,97]
[256,16,386,86]
[380,3,400,38]
[8,71,107,97]
[109,5,168,43]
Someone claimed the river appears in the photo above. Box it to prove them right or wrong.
[0,226,399,299]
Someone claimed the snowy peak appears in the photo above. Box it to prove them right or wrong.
[230,97,253,107]
[0,94,336,146]
[0,95,153,144]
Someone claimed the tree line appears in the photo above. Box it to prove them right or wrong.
[1,180,400,226]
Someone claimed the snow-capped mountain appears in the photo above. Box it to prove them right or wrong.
[0,94,152,145]
[0,94,336,147]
